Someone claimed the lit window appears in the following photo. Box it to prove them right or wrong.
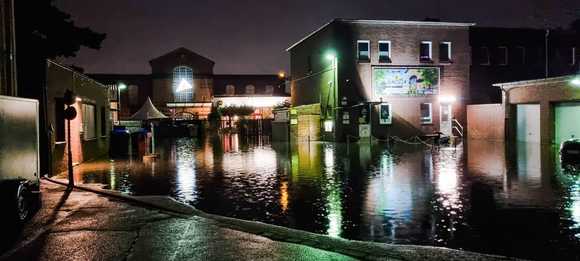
[379,103,392,125]
[173,66,193,102]
[82,103,96,140]
[378,41,391,62]
[497,46,508,65]
[245,84,255,95]
[420,41,432,61]
[420,103,432,124]
[439,42,451,63]
[265,85,274,94]
[226,84,235,95]
[357,40,370,61]
[478,47,490,65]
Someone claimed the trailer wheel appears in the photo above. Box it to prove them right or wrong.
[2,182,32,225]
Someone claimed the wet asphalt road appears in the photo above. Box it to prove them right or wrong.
[0,181,355,261]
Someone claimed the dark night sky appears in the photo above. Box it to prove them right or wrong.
[55,0,579,75]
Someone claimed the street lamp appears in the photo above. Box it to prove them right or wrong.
[117,83,127,123]
[572,75,580,87]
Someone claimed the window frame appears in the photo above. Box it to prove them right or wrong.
[497,46,509,66]
[420,103,433,124]
[379,103,392,125]
[245,84,255,95]
[81,103,97,141]
[173,66,194,103]
[439,42,452,63]
[378,40,391,62]
[479,47,490,65]
[357,40,371,61]
[420,41,433,62]
[225,84,236,96]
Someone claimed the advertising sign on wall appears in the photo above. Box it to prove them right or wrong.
[373,67,440,98]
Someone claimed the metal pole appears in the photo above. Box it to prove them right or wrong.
[150,121,155,154]
[545,29,550,78]
[66,106,74,187]
[117,85,121,122]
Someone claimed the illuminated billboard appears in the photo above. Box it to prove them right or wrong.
[372,67,440,98]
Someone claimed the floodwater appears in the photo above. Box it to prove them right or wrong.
[71,135,580,260]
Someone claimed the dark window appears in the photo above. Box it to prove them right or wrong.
[514,46,525,65]
[420,103,432,124]
[496,47,508,65]
[420,41,432,61]
[478,47,490,65]
[54,98,65,142]
[100,106,107,137]
[357,40,370,61]
[378,41,391,62]
[439,42,451,62]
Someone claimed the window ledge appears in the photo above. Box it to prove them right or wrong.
[55,141,66,145]
[83,138,98,142]
[419,59,434,64]
[440,60,453,64]
[357,59,371,63]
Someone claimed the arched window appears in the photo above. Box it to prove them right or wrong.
[226,85,236,96]
[173,66,193,102]
[245,84,255,95]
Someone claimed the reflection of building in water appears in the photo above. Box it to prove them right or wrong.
[363,149,433,243]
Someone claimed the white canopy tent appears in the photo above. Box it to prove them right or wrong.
[129,97,167,155]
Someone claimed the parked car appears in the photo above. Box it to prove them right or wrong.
[560,138,580,172]
[0,95,41,225]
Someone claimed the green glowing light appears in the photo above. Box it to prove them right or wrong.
[325,52,336,61]
[118,83,127,90]
[571,77,580,87]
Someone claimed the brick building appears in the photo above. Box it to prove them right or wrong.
[287,19,473,141]
[470,27,580,103]
[91,47,289,122]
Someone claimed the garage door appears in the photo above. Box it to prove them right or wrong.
[516,104,540,143]
[554,102,580,145]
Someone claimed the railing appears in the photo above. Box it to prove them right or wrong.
[452,119,464,138]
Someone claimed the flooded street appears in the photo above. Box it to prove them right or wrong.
[70,135,580,260]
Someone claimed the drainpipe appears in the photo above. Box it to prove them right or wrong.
[545,29,550,78]
[500,85,510,141]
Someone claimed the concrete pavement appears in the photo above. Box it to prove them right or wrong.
[0,180,519,261]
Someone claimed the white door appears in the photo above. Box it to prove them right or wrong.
[440,104,453,136]
[516,104,540,143]
[554,102,580,145]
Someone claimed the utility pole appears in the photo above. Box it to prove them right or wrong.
[63,89,77,188]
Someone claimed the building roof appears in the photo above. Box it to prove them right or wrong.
[149,47,215,66]
[493,75,577,90]
[286,18,476,51]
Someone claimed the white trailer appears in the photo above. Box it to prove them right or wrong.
[0,95,41,224]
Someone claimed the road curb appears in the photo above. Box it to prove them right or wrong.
[41,177,523,261]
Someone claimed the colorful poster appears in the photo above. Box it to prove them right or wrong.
[373,67,440,97]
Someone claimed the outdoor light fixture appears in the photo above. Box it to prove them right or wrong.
[325,51,337,61]
[572,76,580,87]
[176,79,193,92]
[278,71,286,79]
[118,83,127,90]
[75,97,82,102]
[439,95,457,103]
[324,119,334,132]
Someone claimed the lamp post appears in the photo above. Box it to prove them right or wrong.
[325,52,338,137]
[117,83,127,123]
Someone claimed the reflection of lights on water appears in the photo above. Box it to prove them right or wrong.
[569,179,580,238]
[176,163,196,203]
[109,161,116,190]
[437,167,458,195]
[324,146,334,169]
[326,185,342,238]
[280,181,289,212]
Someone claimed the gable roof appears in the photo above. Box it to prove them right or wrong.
[149,47,215,66]
[286,18,475,51]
